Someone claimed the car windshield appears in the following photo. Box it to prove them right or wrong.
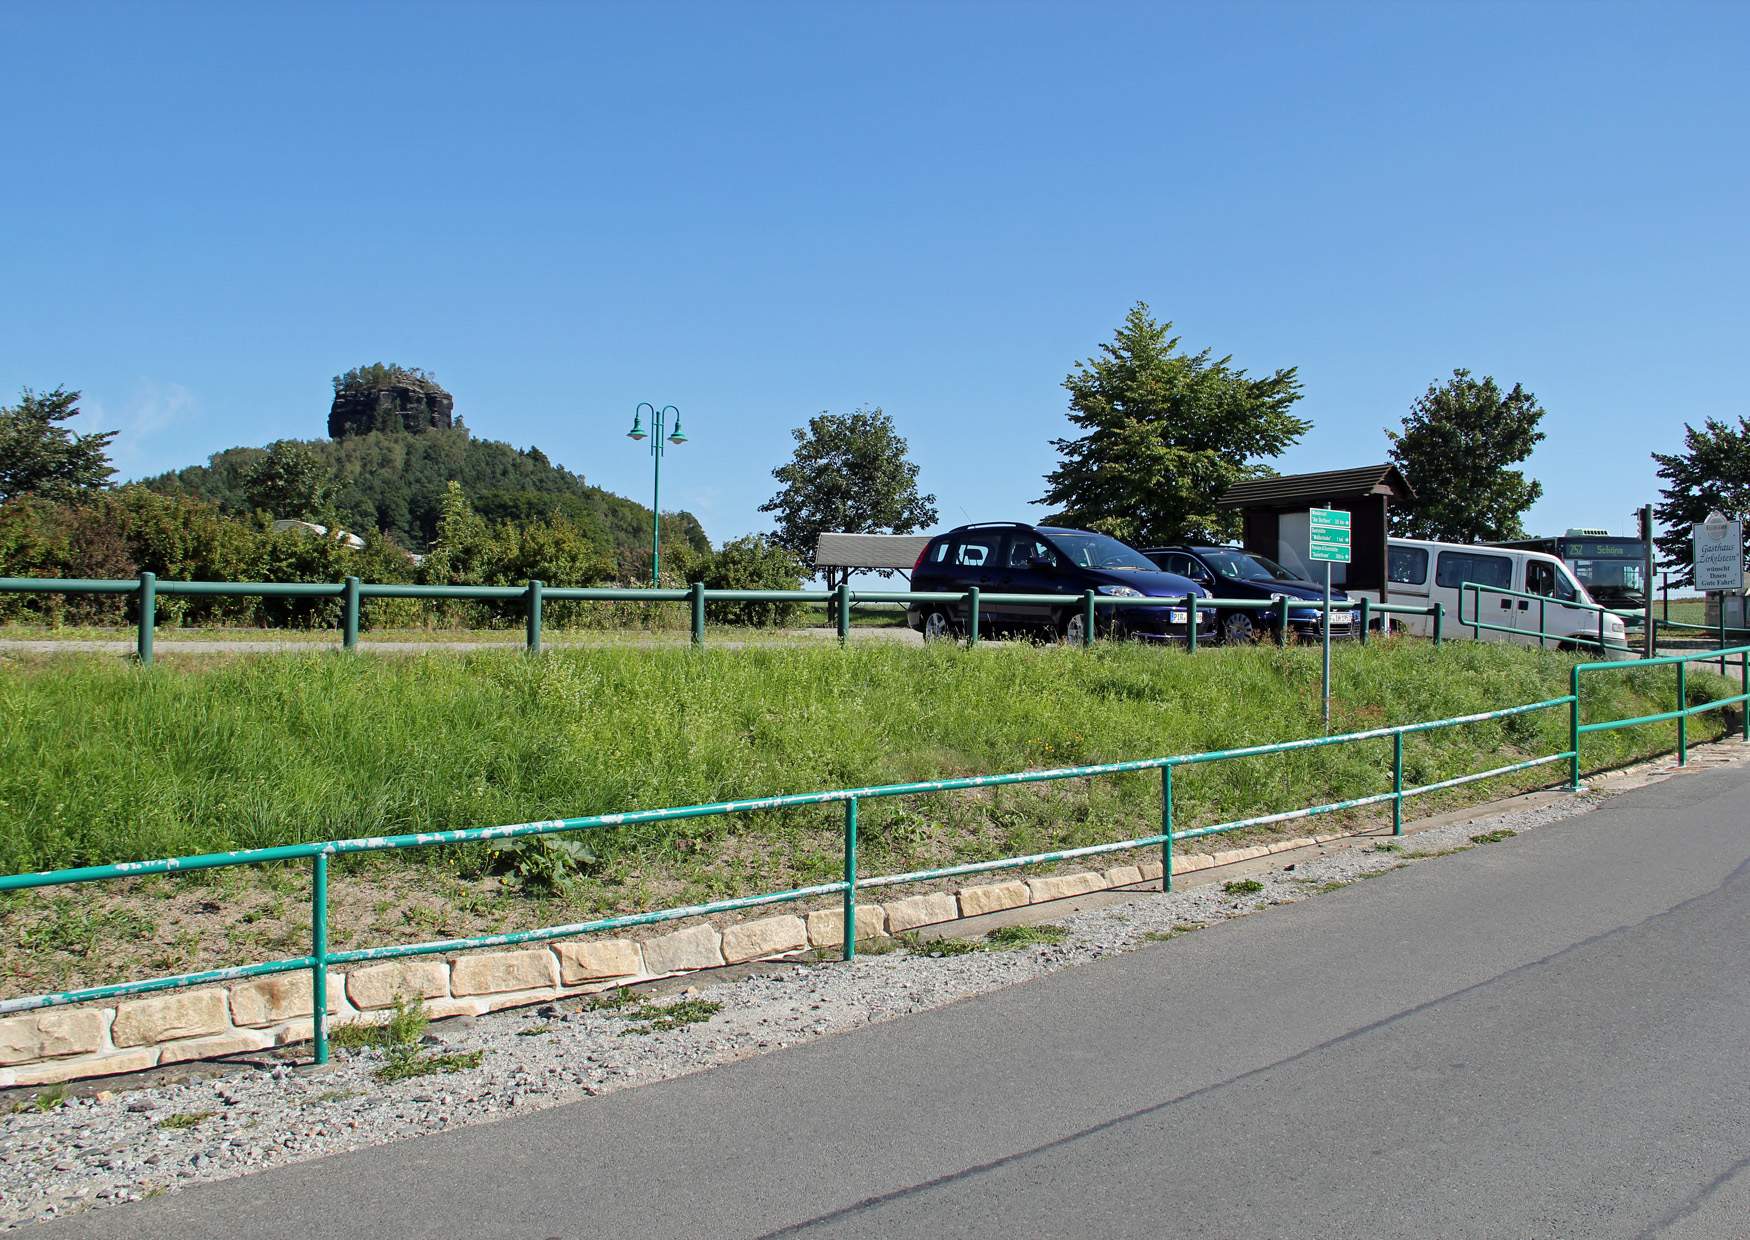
[1200,550,1289,582]
[1047,532,1158,571]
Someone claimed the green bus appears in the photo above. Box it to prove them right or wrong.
[1493,530,1647,609]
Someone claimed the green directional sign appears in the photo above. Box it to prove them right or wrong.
[1308,507,1351,564]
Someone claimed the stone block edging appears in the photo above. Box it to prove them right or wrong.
[0,838,1320,1088]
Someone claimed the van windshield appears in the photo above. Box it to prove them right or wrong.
[1047,532,1158,571]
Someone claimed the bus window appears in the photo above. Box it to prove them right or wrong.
[1388,546,1428,585]
[1435,550,1513,591]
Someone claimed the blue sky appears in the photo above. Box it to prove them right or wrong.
[4,1,1745,549]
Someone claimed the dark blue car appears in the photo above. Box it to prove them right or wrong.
[1140,545,1354,644]
[906,523,1215,643]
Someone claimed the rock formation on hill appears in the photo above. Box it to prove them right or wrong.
[327,365,454,439]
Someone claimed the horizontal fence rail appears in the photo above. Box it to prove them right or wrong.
[1458,580,1636,655]
[0,573,1445,661]
[8,645,1746,1068]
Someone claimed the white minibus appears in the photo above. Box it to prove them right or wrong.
[1353,538,1629,654]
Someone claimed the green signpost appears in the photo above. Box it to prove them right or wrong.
[1309,508,1351,728]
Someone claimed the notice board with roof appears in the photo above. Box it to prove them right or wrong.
[1217,464,1412,597]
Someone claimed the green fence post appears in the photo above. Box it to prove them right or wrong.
[1600,607,1607,655]
[1161,764,1174,892]
[311,851,329,1065]
[1569,663,1582,791]
[1276,595,1290,647]
[1082,589,1095,648]
[1433,603,1444,647]
[1359,597,1370,646]
[1392,730,1404,835]
[525,579,543,654]
[1677,660,1688,766]
[968,587,980,646]
[1719,610,1727,674]
[1742,648,1748,742]
[836,581,851,644]
[342,576,360,651]
[690,581,705,647]
[1185,594,1198,654]
[136,571,156,665]
[842,797,858,961]
[1470,585,1480,639]
[1538,597,1547,649]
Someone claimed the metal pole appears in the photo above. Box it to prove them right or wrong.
[842,798,858,961]
[1538,596,1546,649]
[1641,504,1656,660]
[311,851,329,1065]
[1161,764,1174,893]
[650,410,662,588]
[525,579,543,654]
[836,581,851,644]
[342,576,360,651]
[1677,660,1688,766]
[1276,595,1290,647]
[1321,562,1332,729]
[1718,599,1727,674]
[1186,593,1198,654]
[1392,731,1404,835]
[690,581,705,646]
[967,587,980,646]
[1359,596,1370,646]
[1569,663,1582,791]
[136,571,155,665]
[1433,603,1444,647]
[1082,590,1095,648]
[1742,648,1748,742]
[1470,584,1480,639]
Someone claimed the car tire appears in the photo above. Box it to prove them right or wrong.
[1058,609,1090,646]
[921,609,957,643]
[1222,611,1258,645]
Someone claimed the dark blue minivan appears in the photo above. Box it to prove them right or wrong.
[1140,545,1354,644]
[906,523,1216,643]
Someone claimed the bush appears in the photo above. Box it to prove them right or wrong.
[700,535,805,626]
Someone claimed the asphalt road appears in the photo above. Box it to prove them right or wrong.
[33,761,1750,1239]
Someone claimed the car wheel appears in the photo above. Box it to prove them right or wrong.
[1057,610,1087,645]
[922,609,956,643]
[1222,612,1258,645]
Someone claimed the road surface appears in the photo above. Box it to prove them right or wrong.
[32,760,1750,1238]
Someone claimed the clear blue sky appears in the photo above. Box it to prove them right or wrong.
[4,1,1745,549]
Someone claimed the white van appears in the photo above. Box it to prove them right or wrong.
[1353,538,1628,654]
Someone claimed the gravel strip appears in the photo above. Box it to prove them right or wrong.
[0,752,1725,1229]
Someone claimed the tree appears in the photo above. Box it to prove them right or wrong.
[0,387,117,502]
[241,441,335,521]
[760,407,937,587]
[1651,417,1750,586]
[1039,303,1307,544]
[700,535,806,626]
[1386,370,1545,542]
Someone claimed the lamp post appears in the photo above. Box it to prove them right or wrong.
[626,403,687,587]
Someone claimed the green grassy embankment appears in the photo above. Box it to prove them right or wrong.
[0,639,1734,996]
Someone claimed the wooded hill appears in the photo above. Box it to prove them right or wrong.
[141,427,709,560]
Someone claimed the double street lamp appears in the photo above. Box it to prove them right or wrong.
[626,402,687,587]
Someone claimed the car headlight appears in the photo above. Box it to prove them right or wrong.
[1097,585,1144,597]
[1269,592,1289,603]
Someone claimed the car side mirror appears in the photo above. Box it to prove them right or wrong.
[1030,553,1056,571]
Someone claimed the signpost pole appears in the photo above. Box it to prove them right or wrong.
[1640,504,1655,660]
[1322,561,1332,729]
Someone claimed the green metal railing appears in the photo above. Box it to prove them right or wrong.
[0,574,1445,662]
[10,644,1741,1066]
[1458,581,1637,654]
[1569,642,1750,779]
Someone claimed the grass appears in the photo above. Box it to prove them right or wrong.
[375,1049,484,1082]
[905,934,986,957]
[155,1110,215,1131]
[983,923,1069,949]
[8,1084,67,1114]
[1470,829,1519,844]
[583,991,722,1035]
[0,640,1735,995]
[1222,879,1266,895]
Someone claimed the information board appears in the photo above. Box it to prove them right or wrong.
[1309,508,1352,564]
[1692,512,1743,593]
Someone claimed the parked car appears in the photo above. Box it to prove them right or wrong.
[1349,538,1629,655]
[906,523,1216,644]
[1140,545,1355,644]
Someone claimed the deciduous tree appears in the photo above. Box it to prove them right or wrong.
[1386,370,1545,542]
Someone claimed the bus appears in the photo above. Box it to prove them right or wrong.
[1492,529,1647,609]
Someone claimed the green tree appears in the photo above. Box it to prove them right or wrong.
[1387,370,1545,542]
[0,387,117,502]
[241,441,335,521]
[1039,304,1307,544]
[422,481,499,584]
[1651,417,1750,586]
[759,407,937,587]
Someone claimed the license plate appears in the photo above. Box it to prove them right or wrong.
[1168,609,1187,624]
[1331,610,1353,624]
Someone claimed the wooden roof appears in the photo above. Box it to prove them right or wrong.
[1217,463,1413,510]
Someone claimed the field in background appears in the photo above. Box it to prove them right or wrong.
[0,639,1733,997]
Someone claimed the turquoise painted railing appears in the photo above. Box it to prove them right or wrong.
[6,644,1745,1067]
[0,574,1444,662]
[1458,580,1638,654]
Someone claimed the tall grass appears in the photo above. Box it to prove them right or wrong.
[0,640,1731,882]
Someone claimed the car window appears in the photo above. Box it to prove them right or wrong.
[1388,546,1428,585]
[1435,550,1513,591]
[1157,553,1189,576]
[1047,532,1157,571]
[1007,538,1057,570]
[951,533,1002,569]
[1528,560,1578,602]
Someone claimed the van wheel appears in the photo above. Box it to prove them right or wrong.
[922,609,957,643]
[1221,612,1258,645]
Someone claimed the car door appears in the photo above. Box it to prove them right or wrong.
[992,533,1061,631]
[947,529,1005,626]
